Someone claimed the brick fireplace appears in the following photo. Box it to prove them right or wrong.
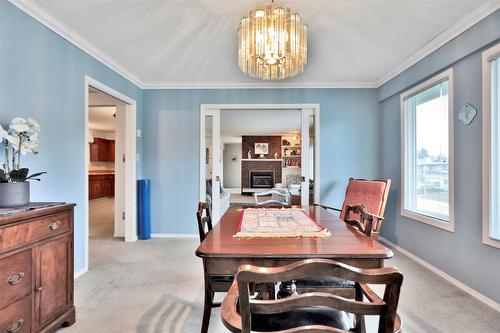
[241,136,282,192]
[249,171,275,188]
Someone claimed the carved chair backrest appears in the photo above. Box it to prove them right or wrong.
[340,178,391,238]
[344,204,375,237]
[236,259,403,333]
[196,202,213,243]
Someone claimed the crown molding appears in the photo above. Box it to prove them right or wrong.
[8,0,500,90]
[141,81,378,90]
[375,0,500,87]
[8,0,145,88]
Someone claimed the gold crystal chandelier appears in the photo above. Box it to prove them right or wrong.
[238,0,308,80]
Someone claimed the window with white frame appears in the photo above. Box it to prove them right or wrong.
[483,43,500,248]
[401,69,454,231]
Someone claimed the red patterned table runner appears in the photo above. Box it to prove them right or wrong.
[234,208,331,239]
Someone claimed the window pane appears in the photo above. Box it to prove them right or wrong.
[490,57,500,240]
[404,80,450,221]
[415,81,449,219]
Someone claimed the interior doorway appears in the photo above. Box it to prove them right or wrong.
[87,99,117,238]
[220,109,303,209]
[200,104,320,223]
[83,76,137,274]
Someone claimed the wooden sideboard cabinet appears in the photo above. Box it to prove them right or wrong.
[0,203,75,333]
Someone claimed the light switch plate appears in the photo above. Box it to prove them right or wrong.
[458,104,477,125]
[136,129,142,138]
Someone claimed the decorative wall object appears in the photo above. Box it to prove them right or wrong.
[255,143,269,156]
[458,103,478,125]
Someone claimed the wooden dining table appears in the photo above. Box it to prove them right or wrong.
[195,205,393,333]
[196,205,393,269]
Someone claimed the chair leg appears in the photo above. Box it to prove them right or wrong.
[201,289,214,333]
[267,283,276,300]
[354,283,366,333]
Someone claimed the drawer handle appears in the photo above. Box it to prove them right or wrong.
[6,319,24,333]
[48,221,62,230]
[6,272,24,285]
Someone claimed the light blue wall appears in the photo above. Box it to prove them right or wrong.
[142,89,380,234]
[5,0,499,305]
[379,11,500,303]
[0,1,143,273]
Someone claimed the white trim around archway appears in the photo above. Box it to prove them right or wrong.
[199,103,320,222]
[82,75,137,277]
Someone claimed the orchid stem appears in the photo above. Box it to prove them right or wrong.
[17,136,22,170]
[3,142,10,181]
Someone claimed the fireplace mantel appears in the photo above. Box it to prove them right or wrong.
[241,158,281,161]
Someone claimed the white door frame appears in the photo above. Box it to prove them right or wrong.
[84,75,137,274]
[200,104,320,221]
[200,108,221,223]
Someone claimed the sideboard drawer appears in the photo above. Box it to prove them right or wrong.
[0,250,32,310]
[0,212,70,252]
[0,295,31,333]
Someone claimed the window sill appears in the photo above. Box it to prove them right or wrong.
[401,209,455,232]
[482,236,500,249]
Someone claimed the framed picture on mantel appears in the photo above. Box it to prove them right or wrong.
[254,143,269,155]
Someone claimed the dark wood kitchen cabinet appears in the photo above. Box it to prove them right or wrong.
[88,174,115,200]
[89,138,115,162]
[0,204,75,333]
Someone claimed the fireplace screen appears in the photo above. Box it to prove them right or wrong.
[250,171,274,188]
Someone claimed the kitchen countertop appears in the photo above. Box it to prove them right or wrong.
[89,170,115,175]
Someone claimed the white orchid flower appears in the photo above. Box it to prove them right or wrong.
[20,140,38,155]
[29,132,39,143]
[9,117,30,133]
[0,124,7,140]
[6,134,20,149]
[27,118,41,132]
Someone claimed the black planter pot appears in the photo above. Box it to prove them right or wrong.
[0,182,30,208]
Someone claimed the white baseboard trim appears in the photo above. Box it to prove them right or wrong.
[380,237,500,313]
[126,235,138,242]
[151,233,199,239]
[74,268,87,279]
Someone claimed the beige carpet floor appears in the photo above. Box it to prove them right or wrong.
[60,237,500,333]
[89,197,114,237]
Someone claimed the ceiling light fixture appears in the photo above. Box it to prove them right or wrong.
[238,0,308,80]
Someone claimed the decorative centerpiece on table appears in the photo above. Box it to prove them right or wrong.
[0,117,45,207]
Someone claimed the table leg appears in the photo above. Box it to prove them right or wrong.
[201,287,214,333]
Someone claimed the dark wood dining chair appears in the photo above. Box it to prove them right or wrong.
[313,177,391,240]
[294,204,380,298]
[344,204,376,238]
[197,202,234,333]
[197,202,213,243]
[221,259,403,333]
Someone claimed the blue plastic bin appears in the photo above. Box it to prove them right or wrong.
[137,179,151,240]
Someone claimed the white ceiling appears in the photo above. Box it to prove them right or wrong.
[20,0,499,87]
[221,109,301,143]
[89,107,116,132]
